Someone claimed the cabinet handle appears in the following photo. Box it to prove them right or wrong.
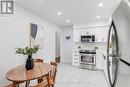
[74,55,78,56]
[74,58,78,60]
[74,61,78,63]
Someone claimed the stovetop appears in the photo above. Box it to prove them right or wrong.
[79,50,96,54]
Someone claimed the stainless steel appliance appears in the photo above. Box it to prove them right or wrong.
[107,0,130,87]
[81,35,95,42]
[79,50,96,70]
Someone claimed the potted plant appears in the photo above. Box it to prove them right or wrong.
[15,45,40,70]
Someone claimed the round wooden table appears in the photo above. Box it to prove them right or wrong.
[6,63,51,87]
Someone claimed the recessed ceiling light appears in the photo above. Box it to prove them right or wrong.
[97,16,100,18]
[98,2,104,7]
[57,11,62,15]
[66,20,70,23]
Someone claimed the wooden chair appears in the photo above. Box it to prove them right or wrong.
[31,80,47,87]
[32,61,58,87]
[34,58,43,63]
[48,62,58,87]
[34,58,44,83]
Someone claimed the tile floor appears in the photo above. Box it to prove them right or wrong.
[55,63,109,87]
[19,62,109,87]
[115,73,130,87]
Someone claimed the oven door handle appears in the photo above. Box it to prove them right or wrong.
[80,53,95,55]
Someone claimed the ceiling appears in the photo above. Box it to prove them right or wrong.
[16,0,118,27]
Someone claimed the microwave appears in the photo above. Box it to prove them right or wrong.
[81,35,95,42]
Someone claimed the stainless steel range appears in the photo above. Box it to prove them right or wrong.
[79,50,96,70]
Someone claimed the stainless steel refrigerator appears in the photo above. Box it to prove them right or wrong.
[107,0,130,87]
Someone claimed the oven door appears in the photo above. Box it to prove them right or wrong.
[80,54,95,65]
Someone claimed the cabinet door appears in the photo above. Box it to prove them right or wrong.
[94,27,109,42]
[96,29,104,42]
[73,27,109,42]
[80,29,90,35]
[96,52,103,69]
[73,29,81,42]
[103,55,109,81]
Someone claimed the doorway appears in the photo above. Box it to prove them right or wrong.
[55,31,61,63]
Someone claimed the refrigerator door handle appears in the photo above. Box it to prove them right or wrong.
[107,54,119,57]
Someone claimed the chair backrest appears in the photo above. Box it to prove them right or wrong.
[50,62,58,82]
[34,58,43,63]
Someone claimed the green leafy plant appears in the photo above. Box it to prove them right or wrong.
[15,45,40,56]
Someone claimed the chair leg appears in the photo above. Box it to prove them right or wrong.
[47,74,50,87]
[25,81,30,87]
[38,78,43,83]
[12,81,19,87]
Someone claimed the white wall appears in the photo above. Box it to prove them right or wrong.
[61,27,73,63]
[0,5,61,86]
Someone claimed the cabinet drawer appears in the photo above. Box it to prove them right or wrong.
[72,61,79,66]
[73,56,79,59]
[73,61,79,64]
[73,54,79,56]
[73,51,79,53]
[73,58,79,61]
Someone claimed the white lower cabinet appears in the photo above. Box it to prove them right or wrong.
[72,50,80,66]
[72,50,109,81]
[96,52,103,69]
[102,54,109,83]
[96,52,109,83]
[96,52,108,80]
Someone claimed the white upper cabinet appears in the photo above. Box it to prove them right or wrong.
[73,29,81,42]
[73,27,109,43]
[93,27,109,42]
